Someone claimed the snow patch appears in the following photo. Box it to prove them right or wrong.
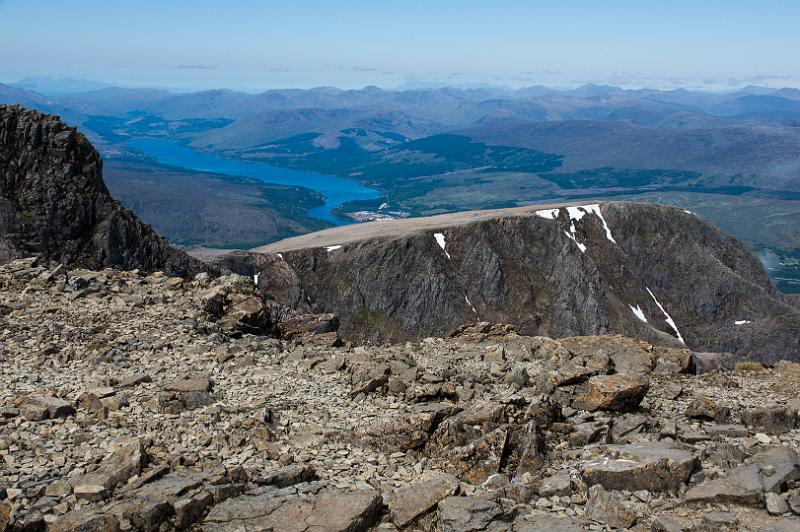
[646,287,685,344]
[253,273,260,286]
[325,245,342,252]
[535,208,559,220]
[465,295,477,314]
[629,305,648,323]
[579,204,617,244]
[735,320,751,325]
[434,232,451,259]
[553,203,618,252]
[563,230,587,252]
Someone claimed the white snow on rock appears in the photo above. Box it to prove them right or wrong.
[535,208,559,220]
[629,305,648,323]
[465,295,477,313]
[434,232,451,259]
[325,245,342,252]
[544,203,616,251]
[563,230,587,253]
[579,204,617,244]
[646,287,685,344]
[253,273,260,286]
[735,320,752,325]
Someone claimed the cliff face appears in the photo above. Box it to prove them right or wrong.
[256,202,800,362]
[0,105,205,276]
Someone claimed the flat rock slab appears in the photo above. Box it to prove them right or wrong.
[752,446,800,493]
[513,514,590,531]
[685,464,764,505]
[202,483,382,532]
[50,510,121,532]
[582,441,698,491]
[71,440,145,501]
[165,378,212,393]
[386,473,460,528]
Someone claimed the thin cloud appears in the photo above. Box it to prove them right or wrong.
[172,64,218,70]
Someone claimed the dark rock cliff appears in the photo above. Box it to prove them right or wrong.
[254,203,800,363]
[0,105,206,276]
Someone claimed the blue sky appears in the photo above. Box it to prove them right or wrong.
[1,0,798,91]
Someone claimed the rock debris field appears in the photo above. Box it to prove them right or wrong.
[1,258,800,531]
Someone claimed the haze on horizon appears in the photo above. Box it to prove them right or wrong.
[1,0,799,92]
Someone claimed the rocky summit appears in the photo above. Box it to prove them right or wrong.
[1,260,800,531]
[2,106,800,531]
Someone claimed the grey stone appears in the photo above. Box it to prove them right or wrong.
[436,496,502,532]
[767,492,790,516]
[752,446,800,493]
[585,485,637,529]
[385,474,459,528]
[539,472,572,497]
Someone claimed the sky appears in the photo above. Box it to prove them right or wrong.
[1,0,799,92]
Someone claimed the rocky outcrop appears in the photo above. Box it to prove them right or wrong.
[255,202,800,362]
[0,105,207,277]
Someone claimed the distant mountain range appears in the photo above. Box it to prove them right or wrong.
[1,81,799,291]
[9,76,117,95]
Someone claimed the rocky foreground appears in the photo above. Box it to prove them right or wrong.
[1,259,800,531]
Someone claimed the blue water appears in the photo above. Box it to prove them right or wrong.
[126,138,381,224]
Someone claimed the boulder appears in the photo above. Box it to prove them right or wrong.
[767,492,790,516]
[436,496,502,532]
[558,335,654,376]
[582,442,698,491]
[572,375,649,412]
[17,394,75,421]
[538,472,572,497]
[585,485,637,529]
[363,403,459,452]
[741,406,797,434]
[685,396,730,422]
[692,352,735,374]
